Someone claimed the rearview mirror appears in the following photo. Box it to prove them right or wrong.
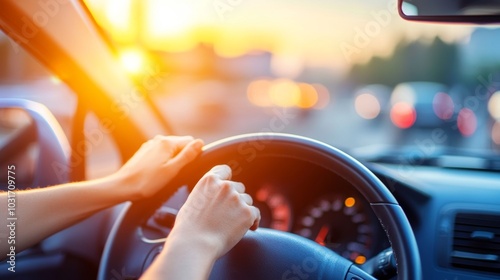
[399,0,500,23]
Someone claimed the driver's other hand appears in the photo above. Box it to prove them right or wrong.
[112,135,204,200]
[171,164,261,258]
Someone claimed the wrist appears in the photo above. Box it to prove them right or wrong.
[166,226,220,260]
[99,172,134,203]
[146,228,219,279]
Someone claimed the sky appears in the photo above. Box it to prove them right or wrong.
[84,0,474,72]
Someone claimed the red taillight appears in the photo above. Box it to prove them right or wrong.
[457,108,477,137]
[390,102,416,129]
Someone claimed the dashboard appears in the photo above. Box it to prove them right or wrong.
[368,163,500,280]
[142,156,500,280]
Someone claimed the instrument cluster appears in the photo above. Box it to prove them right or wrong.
[246,164,390,265]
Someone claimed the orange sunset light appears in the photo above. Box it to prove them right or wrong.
[85,0,473,71]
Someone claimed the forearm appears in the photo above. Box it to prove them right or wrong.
[0,174,128,256]
[0,136,203,259]
[140,230,218,280]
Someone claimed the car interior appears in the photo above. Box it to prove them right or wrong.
[0,0,499,279]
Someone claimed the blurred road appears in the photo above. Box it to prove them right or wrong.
[0,79,492,179]
[159,82,490,154]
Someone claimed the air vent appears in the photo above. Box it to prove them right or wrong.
[451,213,500,273]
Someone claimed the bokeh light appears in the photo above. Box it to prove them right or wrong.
[355,255,367,265]
[433,92,454,120]
[247,79,273,107]
[269,79,301,108]
[247,79,329,109]
[313,83,331,110]
[390,84,416,105]
[355,93,381,120]
[491,120,500,145]
[297,83,319,109]
[488,91,500,120]
[390,102,416,129]
[344,197,356,208]
[457,108,477,137]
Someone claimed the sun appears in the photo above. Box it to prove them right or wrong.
[119,48,147,74]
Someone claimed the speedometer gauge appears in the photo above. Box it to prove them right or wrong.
[254,184,292,231]
[294,194,373,265]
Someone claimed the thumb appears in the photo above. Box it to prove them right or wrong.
[168,139,204,169]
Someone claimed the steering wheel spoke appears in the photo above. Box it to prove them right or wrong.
[361,248,397,279]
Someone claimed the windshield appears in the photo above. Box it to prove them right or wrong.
[84,0,500,157]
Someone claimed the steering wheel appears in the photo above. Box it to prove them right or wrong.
[98,133,421,280]
[0,99,70,188]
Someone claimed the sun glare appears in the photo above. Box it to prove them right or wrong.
[146,0,196,38]
[105,0,132,31]
[119,49,146,74]
[50,76,61,85]
[85,0,475,71]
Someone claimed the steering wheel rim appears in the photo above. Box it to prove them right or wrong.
[98,133,421,280]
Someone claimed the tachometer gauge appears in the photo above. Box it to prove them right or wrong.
[254,184,292,231]
[294,194,373,265]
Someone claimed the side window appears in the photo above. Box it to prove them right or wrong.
[0,31,121,183]
[84,113,121,179]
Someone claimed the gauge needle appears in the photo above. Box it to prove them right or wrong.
[315,225,329,246]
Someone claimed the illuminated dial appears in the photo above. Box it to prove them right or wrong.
[254,184,292,231]
[294,194,373,265]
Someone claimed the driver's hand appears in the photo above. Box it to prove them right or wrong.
[111,135,204,200]
[170,165,261,258]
